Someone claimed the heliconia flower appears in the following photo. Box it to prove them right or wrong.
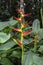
[13,39,23,47]
[21,13,31,17]
[21,14,28,17]
[22,29,32,37]
[20,13,31,18]
[14,17,22,23]
[16,9,31,17]
[20,21,31,29]
[16,8,23,14]
[9,26,22,32]
[23,21,31,28]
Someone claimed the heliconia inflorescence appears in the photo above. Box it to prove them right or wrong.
[9,8,32,47]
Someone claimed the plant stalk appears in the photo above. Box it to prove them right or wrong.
[34,42,37,52]
[21,24,24,65]
[22,45,24,65]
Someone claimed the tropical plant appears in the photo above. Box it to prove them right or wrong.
[0,8,43,65]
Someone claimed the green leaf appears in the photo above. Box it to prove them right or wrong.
[0,39,16,50]
[24,51,43,65]
[0,32,10,43]
[24,26,32,31]
[11,51,21,58]
[39,29,43,40]
[9,17,13,21]
[0,50,7,57]
[32,19,40,33]
[0,20,18,30]
[23,38,34,45]
[38,45,43,53]
[9,20,17,26]
[0,57,13,65]
[38,39,43,44]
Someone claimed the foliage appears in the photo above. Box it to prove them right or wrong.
[0,9,43,65]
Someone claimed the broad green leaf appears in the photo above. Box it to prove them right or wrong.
[24,26,32,31]
[32,19,40,33]
[38,45,43,53]
[9,16,13,21]
[0,32,10,43]
[38,39,43,44]
[0,39,16,50]
[11,51,21,58]
[0,20,18,30]
[9,20,17,26]
[0,50,7,57]
[39,29,43,40]
[0,57,13,65]
[23,38,34,45]
[24,51,43,65]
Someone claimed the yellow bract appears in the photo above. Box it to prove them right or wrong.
[13,38,23,47]
[13,39,17,44]
[21,24,24,29]
[19,29,22,32]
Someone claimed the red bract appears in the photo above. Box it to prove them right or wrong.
[16,8,23,14]
[16,40,23,47]
[24,21,31,28]
[16,9,31,17]
[21,13,31,18]
[21,14,29,17]
[14,17,22,23]
[22,29,32,37]
[9,26,21,32]
[13,39,23,47]
[23,13,31,17]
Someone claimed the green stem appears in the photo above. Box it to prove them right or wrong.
[20,24,24,65]
[40,8,43,26]
[22,46,24,65]
[34,42,37,52]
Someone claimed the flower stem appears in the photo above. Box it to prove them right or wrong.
[21,24,24,65]
[22,46,24,65]
[34,42,37,52]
